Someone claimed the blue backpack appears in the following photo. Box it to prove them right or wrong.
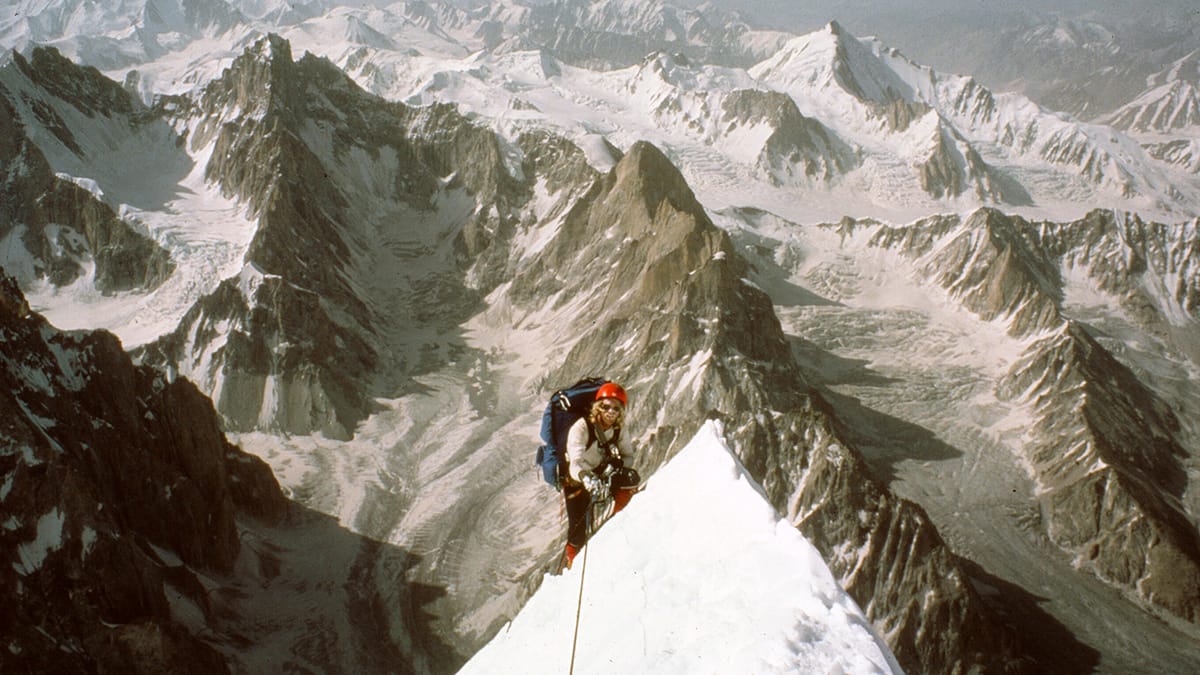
[536,377,612,489]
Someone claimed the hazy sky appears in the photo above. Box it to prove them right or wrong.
[687,0,1195,28]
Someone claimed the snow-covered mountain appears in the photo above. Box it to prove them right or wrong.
[848,8,1200,123]
[752,22,1196,212]
[4,1,1200,673]
[1104,50,1200,135]
[1104,50,1200,177]
[10,1,1200,217]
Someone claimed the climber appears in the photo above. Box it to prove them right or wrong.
[562,382,640,567]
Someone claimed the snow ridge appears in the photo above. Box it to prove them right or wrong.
[460,421,901,675]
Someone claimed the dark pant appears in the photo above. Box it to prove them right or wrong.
[564,483,591,548]
[563,467,641,547]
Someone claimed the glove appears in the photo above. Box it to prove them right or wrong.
[581,472,609,501]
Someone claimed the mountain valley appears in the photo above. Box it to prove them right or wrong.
[3,2,1200,673]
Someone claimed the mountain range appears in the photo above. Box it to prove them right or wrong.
[3,1,1199,673]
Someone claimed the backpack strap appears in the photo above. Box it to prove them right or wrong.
[586,419,622,462]
[604,426,621,450]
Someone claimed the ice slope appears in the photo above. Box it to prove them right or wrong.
[459,421,901,675]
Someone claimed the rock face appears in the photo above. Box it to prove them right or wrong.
[0,271,288,672]
[0,49,173,292]
[8,28,1198,675]
[917,123,1012,202]
[490,141,1029,673]
[720,88,859,184]
[144,34,523,438]
[835,208,1200,625]
[999,323,1200,622]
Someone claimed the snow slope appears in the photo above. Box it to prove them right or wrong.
[459,421,901,675]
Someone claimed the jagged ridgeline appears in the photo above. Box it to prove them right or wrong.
[0,48,174,293]
[494,138,1029,673]
[7,29,1199,675]
[140,34,534,439]
[39,33,1024,671]
[826,209,1200,623]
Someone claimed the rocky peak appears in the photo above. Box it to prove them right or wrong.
[192,33,294,133]
[909,208,1064,335]
[498,141,1029,673]
[606,140,707,230]
[12,47,136,118]
[721,88,858,183]
[0,64,174,293]
[144,34,532,437]
[528,140,744,326]
[916,122,984,199]
[998,319,1200,623]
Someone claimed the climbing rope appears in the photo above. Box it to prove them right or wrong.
[568,538,588,675]
[568,495,611,674]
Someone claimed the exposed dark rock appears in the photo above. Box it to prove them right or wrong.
[0,70,173,293]
[836,208,1200,625]
[12,48,136,119]
[503,140,1029,674]
[143,34,523,436]
[1051,210,1200,337]
[0,270,287,672]
[721,89,859,183]
[915,124,1021,203]
[1144,139,1200,173]
[999,322,1200,623]
[924,208,1064,335]
[145,271,375,440]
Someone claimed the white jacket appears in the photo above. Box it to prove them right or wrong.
[566,417,632,482]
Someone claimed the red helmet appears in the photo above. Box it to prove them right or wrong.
[595,382,628,407]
